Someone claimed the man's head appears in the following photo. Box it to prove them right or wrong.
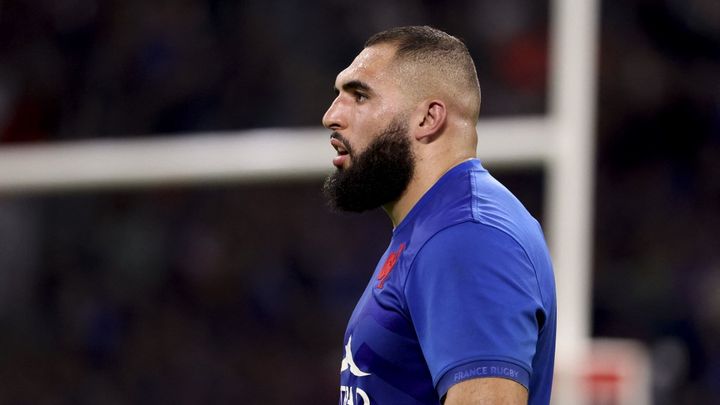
[322,26,481,213]
[364,26,481,121]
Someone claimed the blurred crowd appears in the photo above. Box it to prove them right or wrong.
[594,0,720,402]
[0,0,547,142]
[0,184,391,403]
[0,0,718,403]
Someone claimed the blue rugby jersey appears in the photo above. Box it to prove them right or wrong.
[338,159,556,405]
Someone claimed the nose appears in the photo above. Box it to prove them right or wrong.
[322,96,346,131]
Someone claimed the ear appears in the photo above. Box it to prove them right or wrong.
[413,100,446,143]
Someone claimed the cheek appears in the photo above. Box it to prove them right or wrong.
[351,109,395,149]
[347,120,375,152]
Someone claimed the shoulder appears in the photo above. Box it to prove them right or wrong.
[468,169,543,244]
[403,220,550,316]
[413,220,532,272]
[403,220,540,308]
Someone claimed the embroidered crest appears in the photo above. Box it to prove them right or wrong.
[377,243,405,289]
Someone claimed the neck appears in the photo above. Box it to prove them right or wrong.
[383,153,475,228]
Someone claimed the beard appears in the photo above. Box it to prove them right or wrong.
[323,117,415,213]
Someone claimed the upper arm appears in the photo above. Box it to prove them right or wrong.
[444,377,528,405]
[404,222,545,398]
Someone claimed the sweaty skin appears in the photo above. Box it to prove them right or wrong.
[325,43,530,404]
[445,378,528,405]
[323,44,477,228]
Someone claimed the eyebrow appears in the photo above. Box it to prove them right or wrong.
[333,80,373,95]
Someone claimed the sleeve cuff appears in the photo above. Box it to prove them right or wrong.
[436,360,530,398]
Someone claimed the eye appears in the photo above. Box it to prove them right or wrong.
[354,92,368,103]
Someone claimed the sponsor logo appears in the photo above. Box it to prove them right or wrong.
[340,336,370,377]
[340,385,370,405]
[377,243,405,289]
[340,336,372,404]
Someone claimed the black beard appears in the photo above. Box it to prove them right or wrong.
[323,118,415,213]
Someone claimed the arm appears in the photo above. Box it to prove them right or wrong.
[405,223,544,402]
[444,378,528,405]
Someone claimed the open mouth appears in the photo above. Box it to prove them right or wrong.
[331,138,350,157]
[330,138,351,168]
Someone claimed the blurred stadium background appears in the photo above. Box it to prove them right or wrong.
[0,0,718,403]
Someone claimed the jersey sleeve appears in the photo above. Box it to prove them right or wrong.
[403,221,545,398]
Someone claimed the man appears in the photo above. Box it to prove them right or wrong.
[322,26,556,405]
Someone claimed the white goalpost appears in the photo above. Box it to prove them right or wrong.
[0,118,551,192]
[0,1,649,403]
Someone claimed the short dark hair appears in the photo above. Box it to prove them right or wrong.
[365,26,481,117]
[366,26,469,61]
